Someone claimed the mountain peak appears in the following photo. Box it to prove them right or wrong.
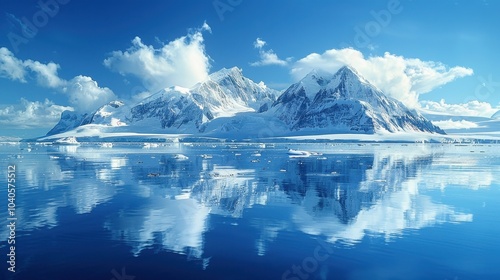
[300,66,368,88]
[320,65,374,93]
[45,63,444,139]
[209,67,243,82]
[335,65,366,82]
[273,64,444,134]
[305,68,333,77]
[302,68,333,84]
[106,100,125,108]
[337,65,357,74]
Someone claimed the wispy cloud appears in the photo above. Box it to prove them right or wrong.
[0,47,116,112]
[290,48,474,108]
[23,60,65,88]
[104,22,212,92]
[254,38,266,49]
[421,99,500,118]
[0,47,26,81]
[431,119,479,130]
[251,38,290,67]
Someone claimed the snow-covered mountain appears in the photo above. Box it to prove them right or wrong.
[45,66,444,140]
[46,67,279,136]
[46,100,126,136]
[272,66,445,134]
[197,67,277,113]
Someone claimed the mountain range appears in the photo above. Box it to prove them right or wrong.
[44,66,445,140]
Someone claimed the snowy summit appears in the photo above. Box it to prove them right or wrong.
[272,66,444,134]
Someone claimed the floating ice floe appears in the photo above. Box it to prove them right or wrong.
[101,142,113,148]
[287,149,323,157]
[54,136,79,145]
[143,143,160,148]
[174,154,189,160]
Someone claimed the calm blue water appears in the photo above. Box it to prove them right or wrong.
[0,142,499,280]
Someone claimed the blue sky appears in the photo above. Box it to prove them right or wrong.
[1,0,499,138]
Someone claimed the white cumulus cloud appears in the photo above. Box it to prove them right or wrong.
[0,47,116,112]
[431,119,479,130]
[0,47,27,82]
[63,76,116,112]
[0,98,73,129]
[420,99,500,118]
[251,38,290,67]
[24,60,65,88]
[254,38,266,49]
[104,23,212,92]
[291,48,474,108]
[131,90,153,103]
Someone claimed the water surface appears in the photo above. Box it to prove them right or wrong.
[1,143,499,280]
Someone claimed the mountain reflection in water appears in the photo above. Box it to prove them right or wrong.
[1,143,497,280]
